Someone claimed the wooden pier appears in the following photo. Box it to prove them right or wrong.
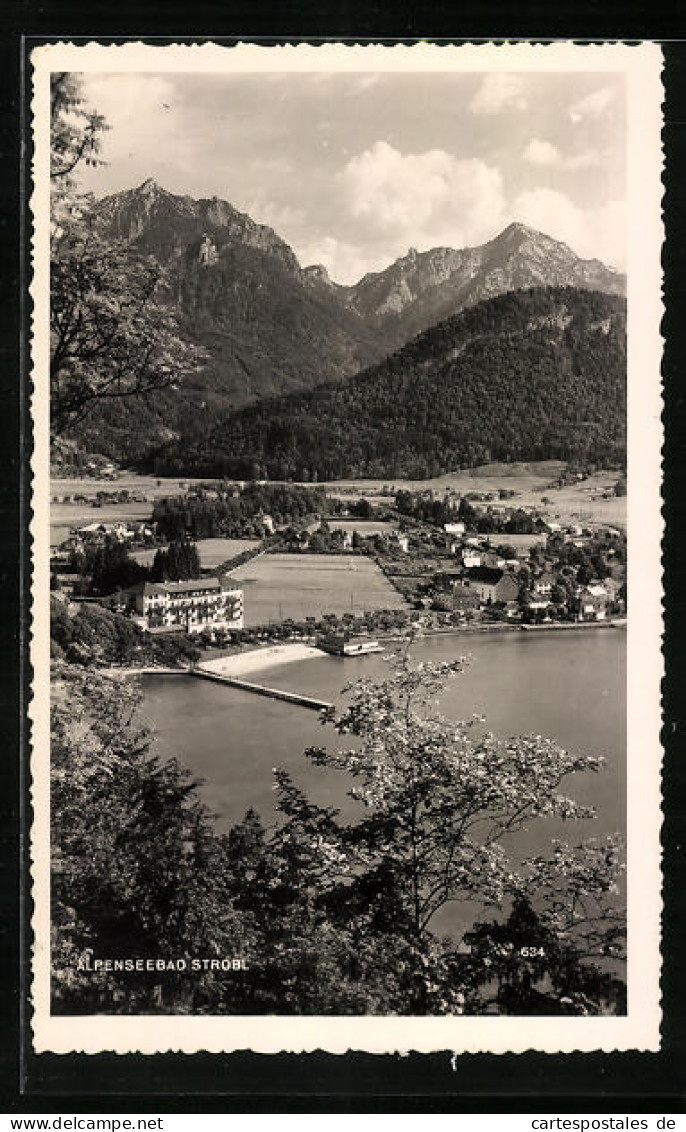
[191,666,332,712]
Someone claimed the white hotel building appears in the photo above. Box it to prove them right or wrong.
[130,576,244,634]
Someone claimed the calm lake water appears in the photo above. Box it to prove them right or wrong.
[141,629,626,935]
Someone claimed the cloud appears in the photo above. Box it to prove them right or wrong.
[340,140,505,249]
[569,85,615,123]
[523,139,604,172]
[79,73,180,181]
[298,235,383,285]
[523,139,561,167]
[245,196,307,237]
[512,186,626,269]
[469,74,527,115]
[81,73,175,134]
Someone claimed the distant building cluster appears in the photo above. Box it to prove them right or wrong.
[65,520,155,550]
[435,523,625,622]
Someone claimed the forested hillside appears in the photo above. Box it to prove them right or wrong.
[62,182,626,468]
[148,287,626,480]
[70,180,387,462]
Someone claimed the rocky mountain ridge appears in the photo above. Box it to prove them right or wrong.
[339,222,625,349]
[74,181,627,466]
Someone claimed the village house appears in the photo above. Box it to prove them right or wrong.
[74,520,137,545]
[524,596,550,619]
[532,571,556,597]
[460,548,483,569]
[463,566,519,606]
[444,521,466,536]
[574,583,609,622]
[128,575,244,634]
[481,551,507,570]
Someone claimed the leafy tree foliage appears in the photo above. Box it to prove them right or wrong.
[68,537,148,595]
[50,73,107,196]
[50,75,207,438]
[51,668,250,1012]
[462,893,626,1015]
[151,540,201,582]
[50,598,199,667]
[51,644,625,1016]
[286,639,612,938]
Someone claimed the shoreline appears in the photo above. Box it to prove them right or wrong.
[197,642,324,677]
[101,617,626,683]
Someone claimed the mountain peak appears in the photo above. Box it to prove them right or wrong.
[493,221,541,244]
[302,263,334,288]
[137,177,161,195]
[345,219,625,343]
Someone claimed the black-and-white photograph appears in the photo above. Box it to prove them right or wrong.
[32,42,662,1053]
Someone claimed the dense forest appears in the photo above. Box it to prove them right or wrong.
[148,287,626,481]
[152,482,333,540]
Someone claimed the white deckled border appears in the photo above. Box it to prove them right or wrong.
[29,39,664,1055]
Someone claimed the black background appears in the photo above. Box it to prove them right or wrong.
[1,4,684,1112]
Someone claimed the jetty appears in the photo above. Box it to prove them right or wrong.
[520,620,620,632]
[191,666,332,712]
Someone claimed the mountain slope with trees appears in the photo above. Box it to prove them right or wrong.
[63,176,626,466]
[71,180,388,462]
[150,286,627,480]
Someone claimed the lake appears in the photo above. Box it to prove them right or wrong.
[141,629,626,936]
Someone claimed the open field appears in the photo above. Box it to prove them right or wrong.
[50,474,219,547]
[193,537,262,567]
[51,474,217,500]
[228,553,407,627]
[50,461,626,547]
[319,462,627,530]
[326,519,398,536]
[319,461,568,500]
[131,537,263,569]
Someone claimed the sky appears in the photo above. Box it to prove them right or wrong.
[76,70,626,285]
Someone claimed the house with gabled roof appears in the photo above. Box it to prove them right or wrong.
[463,566,519,606]
[532,571,556,597]
[574,583,609,622]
